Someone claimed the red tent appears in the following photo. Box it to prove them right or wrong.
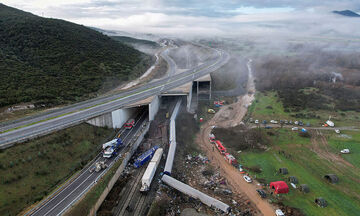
[269,181,289,194]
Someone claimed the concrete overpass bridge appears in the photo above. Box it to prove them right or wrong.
[0,45,228,149]
[86,73,212,129]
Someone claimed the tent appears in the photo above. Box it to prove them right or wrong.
[279,168,288,174]
[299,184,310,193]
[324,174,339,183]
[288,176,298,184]
[315,197,328,207]
[269,181,289,194]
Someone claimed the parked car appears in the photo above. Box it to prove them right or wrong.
[256,189,267,198]
[289,120,293,125]
[270,120,278,124]
[335,129,340,134]
[275,209,285,216]
[294,121,299,125]
[291,127,298,131]
[265,126,272,129]
[255,120,259,124]
[243,175,252,183]
[208,109,216,114]
[341,149,350,154]
[298,121,304,126]
[238,165,244,172]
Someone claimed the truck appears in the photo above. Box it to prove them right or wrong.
[215,140,226,154]
[125,119,135,129]
[140,148,164,192]
[102,138,123,158]
[224,153,238,166]
[134,145,159,168]
[89,161,108,173]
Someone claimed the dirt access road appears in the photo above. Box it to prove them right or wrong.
[196,59,275,216]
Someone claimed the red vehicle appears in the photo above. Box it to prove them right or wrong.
[224,153,238,166]
[124,119,135,129]
[215,140,226,154]
[214,100,225,107]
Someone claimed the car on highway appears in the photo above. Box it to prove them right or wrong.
[256,189,267,198]
[265,126,272,129]
[243,175,252,183]
[270,120,278,124]
[125,119,135,129]
[291,127,298,131]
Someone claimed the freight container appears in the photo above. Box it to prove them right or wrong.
[140,148,163,192]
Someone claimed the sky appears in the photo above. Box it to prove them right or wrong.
[1,0,360,38]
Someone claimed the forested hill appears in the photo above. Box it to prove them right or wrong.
[0,4,152,108]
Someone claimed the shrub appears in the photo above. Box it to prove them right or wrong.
[247,165,262,173]
[299,132,311,138]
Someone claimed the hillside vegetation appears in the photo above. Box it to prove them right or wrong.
[254,52,360,112]
[0,4,152,108]
[112,36,159,49]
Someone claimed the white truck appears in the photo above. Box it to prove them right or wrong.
[89,161,108,173]
[102,138,123,158]
[140,148,164,192]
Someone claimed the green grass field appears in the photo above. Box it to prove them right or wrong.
[0,124,115,216]
[238,91,360,215]
[238,129,360,216]
[327,130,360,168]
[248,91,360,127]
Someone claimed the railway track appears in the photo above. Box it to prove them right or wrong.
[113,165,147,215]
[100,101,177,216]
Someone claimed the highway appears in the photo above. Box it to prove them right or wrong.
[0,46,229,149]
[28,111,148,216]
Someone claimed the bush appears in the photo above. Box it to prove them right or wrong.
[35,170,49,176]
[247,165,262,173]
[299,132,311,138]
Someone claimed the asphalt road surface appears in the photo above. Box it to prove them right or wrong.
[0,46,229,149]
[28,111,147,216]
